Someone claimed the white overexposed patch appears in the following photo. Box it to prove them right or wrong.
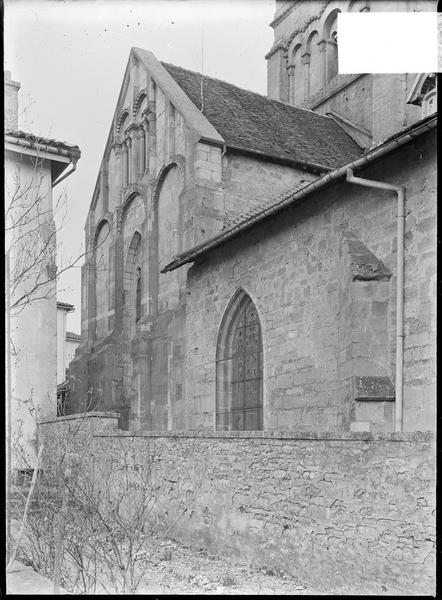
[338,12,438,73]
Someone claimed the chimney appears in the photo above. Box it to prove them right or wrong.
[4,71,21,130]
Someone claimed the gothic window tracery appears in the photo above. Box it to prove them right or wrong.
[216,291,263,431]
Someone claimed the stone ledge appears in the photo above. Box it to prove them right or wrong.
[39,411,120,425]
[94,429,434,443]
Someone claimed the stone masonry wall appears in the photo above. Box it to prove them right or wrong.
[71,428,436,595]
[184,130,436,432]
[39,412,120,469]
[222,152,317,225]
[68,51,317,430]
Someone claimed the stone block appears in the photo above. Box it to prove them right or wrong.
[350,421,371,432]
[352,376,395,401]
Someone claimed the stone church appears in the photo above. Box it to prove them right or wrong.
[67,0,437,435]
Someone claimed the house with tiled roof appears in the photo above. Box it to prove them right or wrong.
[5,72,80,471]
[67,1,436,440]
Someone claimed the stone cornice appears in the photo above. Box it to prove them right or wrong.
[269,1,298,30]
[133,47,224,146]
[265,38,288,60]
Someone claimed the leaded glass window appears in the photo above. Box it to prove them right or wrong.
[216,292,263,431]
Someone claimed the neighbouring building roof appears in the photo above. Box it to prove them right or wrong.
[5,129,81,157]
[57,301,75,312]
[163,114,437,273]
[66,331,81,341]
[162,62,363,171]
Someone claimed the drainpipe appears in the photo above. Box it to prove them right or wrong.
[346,168,405,432]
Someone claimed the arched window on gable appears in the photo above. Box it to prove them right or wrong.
[216,291,263,431]
[124,231,142,335]
[136,266,142,321]
[134,93,149,177]
[141,127,147,174]
[95,220,111,339]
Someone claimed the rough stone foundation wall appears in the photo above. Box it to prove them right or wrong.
[39,417,435,594]
[94,430,434,595]
[39,412,120,467]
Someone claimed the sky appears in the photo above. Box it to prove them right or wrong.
[4,0,275,332]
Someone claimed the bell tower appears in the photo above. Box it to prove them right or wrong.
[266,0,436,148]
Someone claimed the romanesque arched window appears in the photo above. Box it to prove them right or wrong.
[124,231,142,333]
[157,164,183,312]
[323,9,340,83]
[288,43,303,106]
[216,291,263,431]
[136,266,142,321]
[95,220,111,339]
[141,127,147,175]
[306,31,321,97]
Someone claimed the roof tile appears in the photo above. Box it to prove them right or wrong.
[162,63,363,170]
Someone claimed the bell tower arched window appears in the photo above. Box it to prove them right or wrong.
[324,9,340,83]
[216,291,263,431]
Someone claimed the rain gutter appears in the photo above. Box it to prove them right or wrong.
[162,115,436,273]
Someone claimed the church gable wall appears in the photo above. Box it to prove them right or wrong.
[183,130,436,433]
[70,58,194,424]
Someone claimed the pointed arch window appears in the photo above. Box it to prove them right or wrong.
[216,291,263,431]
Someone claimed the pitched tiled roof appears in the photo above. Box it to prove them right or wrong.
[66,331,81,341]
[162,114,437,273]
[57,301,75,311]
[162,63,363,171]
[5,129,80,156]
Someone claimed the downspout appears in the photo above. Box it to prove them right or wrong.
[346,168,405,432]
